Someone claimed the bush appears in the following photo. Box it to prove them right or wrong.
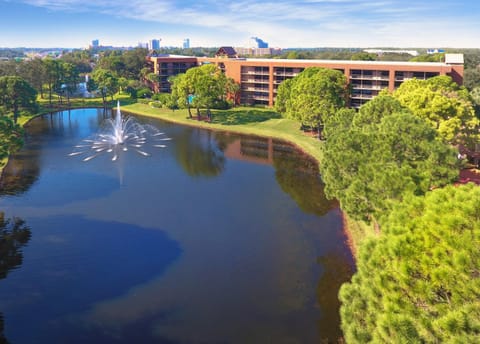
[211,99,233,110]
[136,87,153,99]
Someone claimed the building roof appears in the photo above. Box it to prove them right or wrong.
[221,57,458,68]
[215,47,238,58]
[445,54,464,64]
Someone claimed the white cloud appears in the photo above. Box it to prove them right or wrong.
[12,0,480,47]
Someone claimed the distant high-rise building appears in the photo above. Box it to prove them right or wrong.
[91,39,99,48]
[183,38,190,49]
[249,37,268,49]
[149,39,161,51]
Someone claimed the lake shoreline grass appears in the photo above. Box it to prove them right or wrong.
[2,98,369,256]
[121,103,377,255]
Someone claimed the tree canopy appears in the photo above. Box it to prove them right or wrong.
[340,183,480,343]
[320,95,458,221]
[393,75,479,146]
[96,48,148,79]
[274,67,349,134]
[0,76,37,122]
[0,116,24,161]
[88,68,119,105]
[170,64,235,119]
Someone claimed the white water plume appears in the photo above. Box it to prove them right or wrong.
[69,102,171,162]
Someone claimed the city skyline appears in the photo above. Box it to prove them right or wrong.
[0,0,479,49]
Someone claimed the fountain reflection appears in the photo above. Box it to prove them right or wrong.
[69,102,171,162]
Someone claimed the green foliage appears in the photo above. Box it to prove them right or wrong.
[470,87,480,108]
[96,48,148,79]
[320,96,459,221]
[170,64,234,118]
[136,87,153,99]
[463,67,480,91]
[353,95,407,127]
[0,76,38,121]
[275,67,349,131]
[350,52,376,61]
[340,184,480,343]
[0,116,24,159]
[409,53,445,62]
[274,78,292,114]
[151,92,178,109]
[393,76,480,146]
[88,68,119,103]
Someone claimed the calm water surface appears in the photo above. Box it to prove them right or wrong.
[0,108,354,343]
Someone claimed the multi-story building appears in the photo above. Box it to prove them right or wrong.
[147,51,464,108]
[249,37,269,49]
[149,39,161,51]
[146,55,198,92]
[234,47,283,57]
[183,38,190,49]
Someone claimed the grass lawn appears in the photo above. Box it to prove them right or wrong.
[123,103,324,163]
[342,214,377,257]
[3,98,370,255]
[36,94,135,115]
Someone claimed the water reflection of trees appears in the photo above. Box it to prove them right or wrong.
[272,141,337,216]
[0,109,108,197]
[0,213,31,344]
[0,147,40,197]
[172,127,225,177]
[316,251,355,342]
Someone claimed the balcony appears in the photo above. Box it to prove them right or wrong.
[350,94,374,100]
[242,71,270,76]
[350,74,389,81]
[351,85,385,91]
[241,78,270,84]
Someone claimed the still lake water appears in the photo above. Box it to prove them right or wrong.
[0,108,355,343]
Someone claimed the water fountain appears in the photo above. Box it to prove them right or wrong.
[69,101,171,161]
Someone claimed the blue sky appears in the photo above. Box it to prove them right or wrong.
[0,0,479,48]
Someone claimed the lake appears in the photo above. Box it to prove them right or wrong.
[0,108,354,343]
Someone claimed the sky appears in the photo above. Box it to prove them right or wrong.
[0,0,479,49]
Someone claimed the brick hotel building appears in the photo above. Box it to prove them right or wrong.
[147,49,464,108]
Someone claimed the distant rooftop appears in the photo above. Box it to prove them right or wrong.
[445,53,464,64]
[224,57,460,67]
[364,49,419,56]
[149,54,196,58]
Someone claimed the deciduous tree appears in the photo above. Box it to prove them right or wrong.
[0,116,24,160]
[275,68,349,137]
[170,64,230,120]
[0,76,37,122]
[393,75,479,146]
[88,68,119,105]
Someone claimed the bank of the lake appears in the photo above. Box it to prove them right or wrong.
[122,103,372,254]
[2,101,369,254]
[123,103,324,163]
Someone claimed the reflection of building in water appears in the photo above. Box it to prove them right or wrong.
[223,136,273,165]
[223,135,315,169]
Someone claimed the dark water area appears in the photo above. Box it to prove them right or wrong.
[0,108,355,343]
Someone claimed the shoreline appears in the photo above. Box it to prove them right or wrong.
[0,102,361,257]
[122,103,363,256]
